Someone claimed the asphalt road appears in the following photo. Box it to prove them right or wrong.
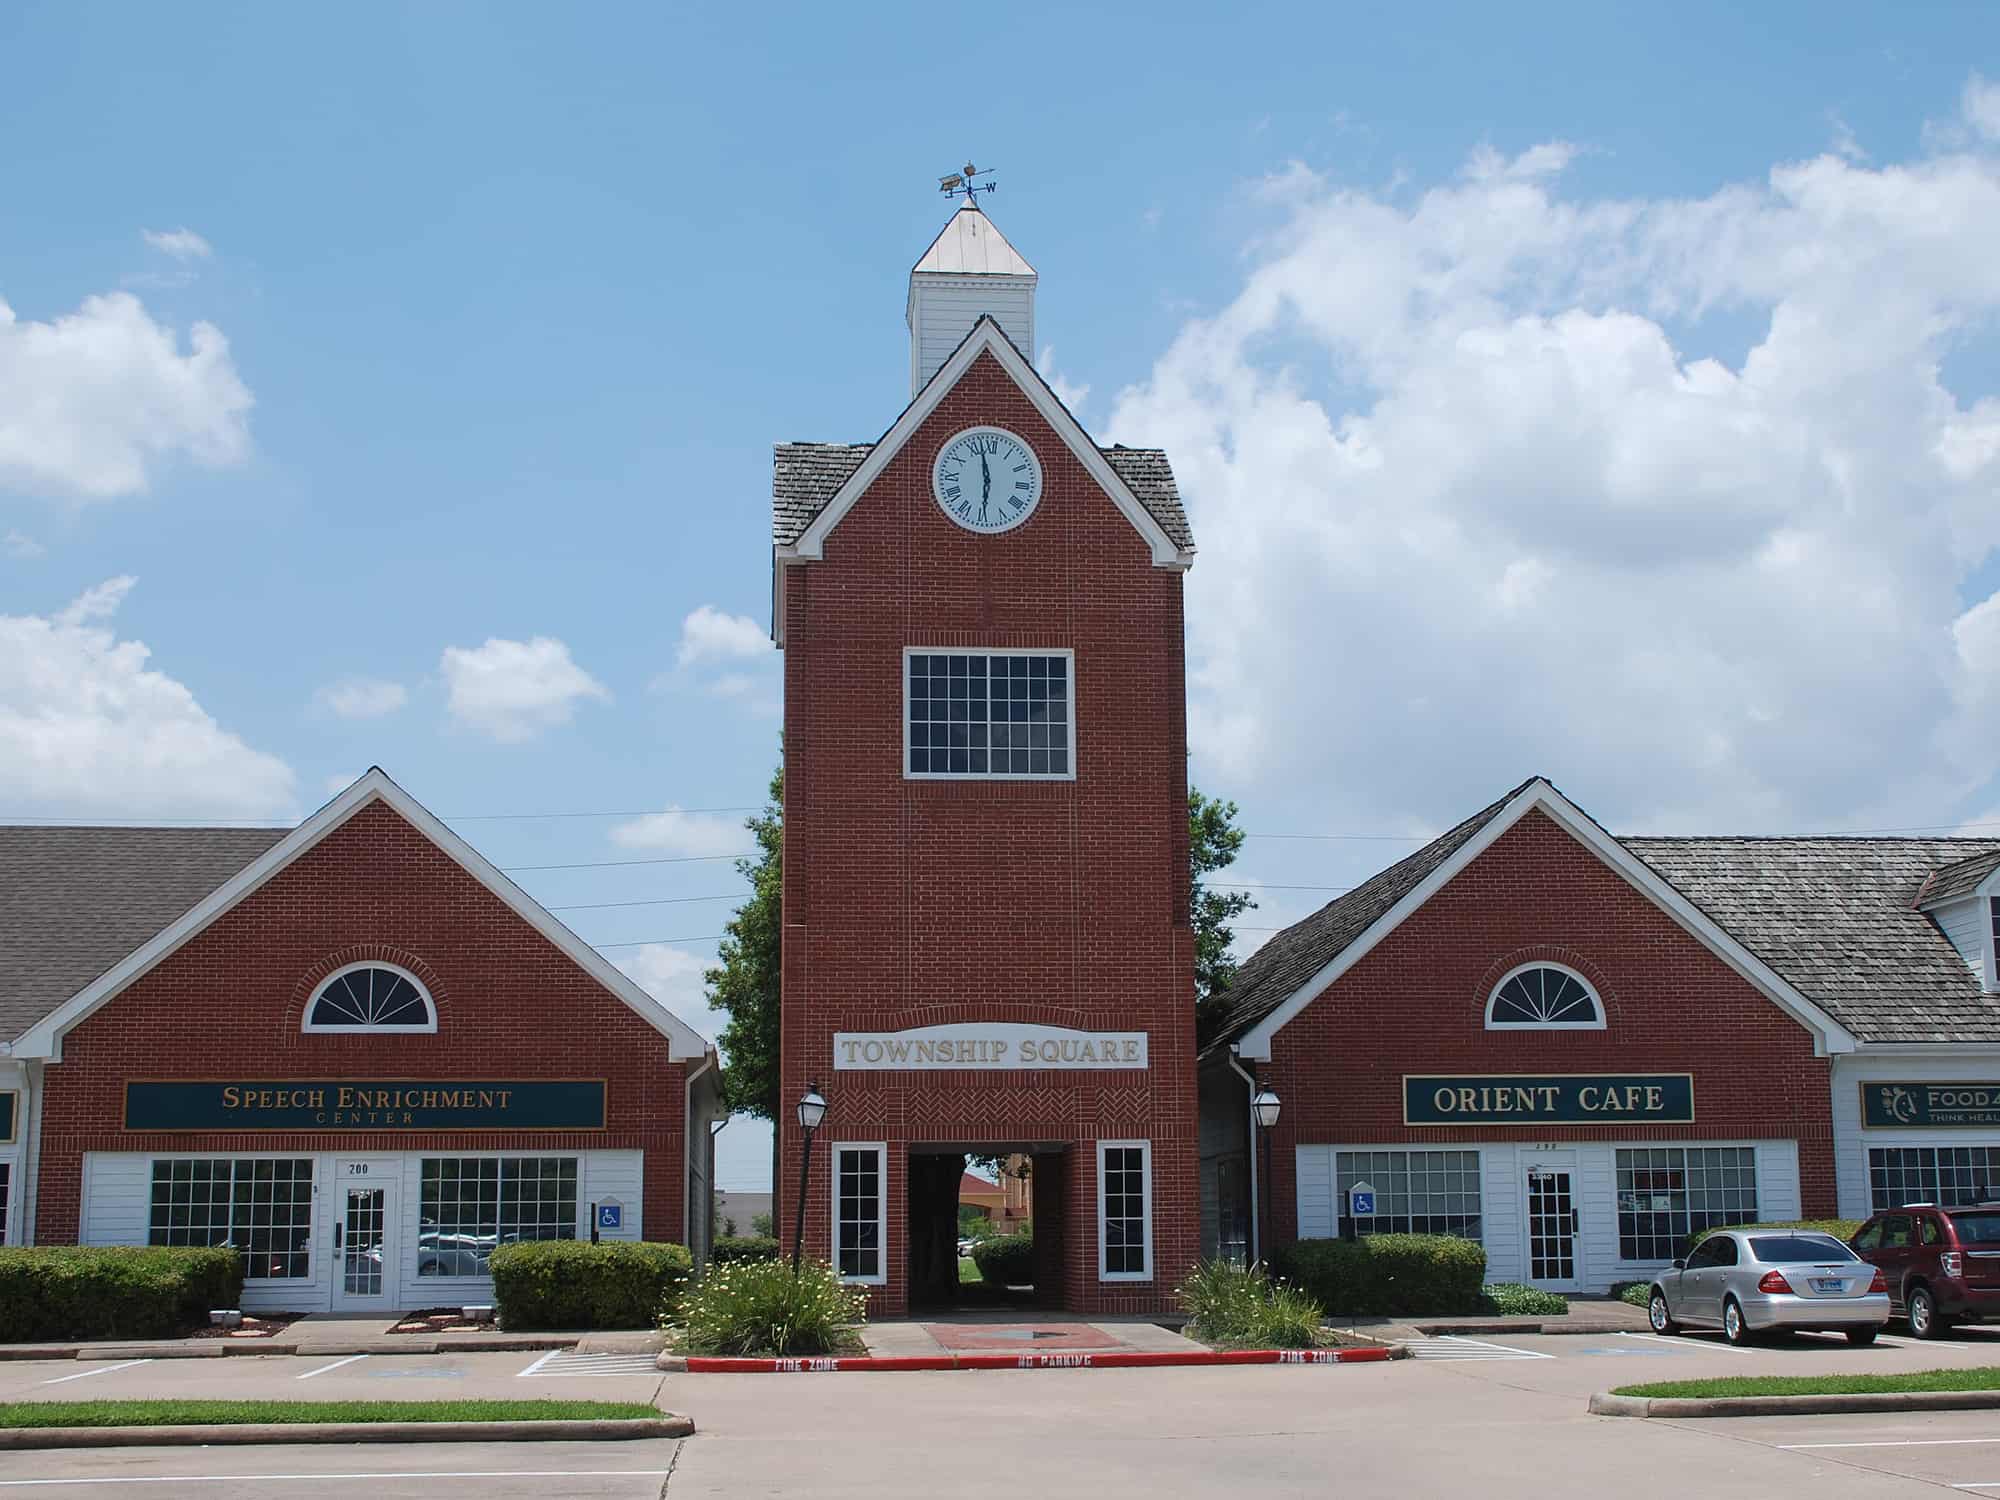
[7,1327,2000,1495]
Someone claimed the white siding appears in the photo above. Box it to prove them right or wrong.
[1295,1145,1336,1239]
[1937,897,1989,981]
[1832,1055,2000,1219]
[909,276,1034,394]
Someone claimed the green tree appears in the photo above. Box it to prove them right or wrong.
[1191,786,1256,1032]
[708,760,784,1122]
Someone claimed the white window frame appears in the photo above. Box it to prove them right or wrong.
[1484,961,1606,1031]
[415,1153,583,1280]
[1097,1139,1153,1282]
[302,960,439,1034]
[830,1141,889,1286]
[902,647,1078,782]
[143,1152,319,1282]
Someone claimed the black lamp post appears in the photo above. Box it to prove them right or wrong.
[1252,1085,1281,1264]
[791,1083,828,1273]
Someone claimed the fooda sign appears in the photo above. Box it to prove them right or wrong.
[1404,1073,1695,1125]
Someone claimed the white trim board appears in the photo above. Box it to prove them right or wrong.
[771,317,1193,645]
[12,769,714,1062]
[1233,778,1858,1061]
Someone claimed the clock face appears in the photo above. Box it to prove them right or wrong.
[931,427,1043,535]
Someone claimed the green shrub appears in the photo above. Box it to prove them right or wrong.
[1268,1234,1487,1317]
[1617,1281,1652,1309]
[750,1213,774,1237]
[679,1257,866,1356]
[1687,1219,1861,1254]
[710,1235,782,1265]
[1177,1260,1324,1349]
[488,1240,692,1330]
[1481,1282,1568,1317]
[0,1246,242,1342]
[970,1233,1034,1288]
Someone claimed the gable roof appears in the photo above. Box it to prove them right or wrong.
[1627,837,2000,1044]
[1916,848,2000,910]
[6,770,713,1062]
[772,441,1193,551]
[774,317,1196,570]
[911,205,1037,277]
[1211,778,1858,1062]
[0,826,287,1039]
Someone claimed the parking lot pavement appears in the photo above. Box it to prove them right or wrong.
[1668,1410,2000,1491]
[0,1439,686,1497]
[0,1349,671,1406]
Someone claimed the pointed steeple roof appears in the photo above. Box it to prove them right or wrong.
[912,204,1037,276]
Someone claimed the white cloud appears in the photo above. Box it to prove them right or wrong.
[1109,93,2000,837]
[142,228,213,261]
[439,636,609,742]
[608,806,750,858]
[676,605,768,667]
[0,577,295,818]
[614,943,726,1045]
[315,676,408,719]
[0,292,252,499]
[1038,344,1091,413]
[1965,75,2000,143]
[3,530,44,559]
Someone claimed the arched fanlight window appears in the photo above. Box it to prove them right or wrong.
[1485,963,1604,1031]
[304,962,437,1033]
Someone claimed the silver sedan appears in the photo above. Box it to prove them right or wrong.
[1646,1229,1890,1345]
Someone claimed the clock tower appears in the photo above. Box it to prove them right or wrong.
[770,188,1199,1314]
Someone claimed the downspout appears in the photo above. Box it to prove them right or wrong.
[683,1052,718,1266]
[1225,1047,1260,1265]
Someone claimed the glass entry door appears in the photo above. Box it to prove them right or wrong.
[1525,1163,1582,1291]
[333,1160,399,1310]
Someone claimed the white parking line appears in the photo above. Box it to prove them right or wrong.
[38,1358,152,1385]
[1407,1335,1554,1361]
[0,1471,675,1489]
[1783,1438,2000,1450]
[515,1348,561,1377]
[296,1353,369,1380]
[1876,1333,1975,1349]
[1617,1331,1752,1354]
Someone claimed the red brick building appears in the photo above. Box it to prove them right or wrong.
[1200,777,2000,1293]
[0,770,721,1310]
[769,202,1200,1313]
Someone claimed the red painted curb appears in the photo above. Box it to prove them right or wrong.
[681,1346,1395,1373]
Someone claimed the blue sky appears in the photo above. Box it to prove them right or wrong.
[4,3,1998,1189]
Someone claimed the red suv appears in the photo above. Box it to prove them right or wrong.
[1850,1205,2000,1338]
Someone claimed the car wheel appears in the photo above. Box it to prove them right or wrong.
[1648,1289,1679,1335]
[1909,1285,1944,1339]
[1845,1327,1879,1346]
[1722,1297,1755,1346]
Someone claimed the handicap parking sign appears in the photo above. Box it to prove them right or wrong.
[597,1202,622,1231]
[1349,1183,1377,1217]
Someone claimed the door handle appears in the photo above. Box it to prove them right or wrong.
[1570,1209,1579,1234]
[334,1221,342,1251]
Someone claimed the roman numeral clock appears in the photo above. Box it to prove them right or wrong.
[932,426,1044,534]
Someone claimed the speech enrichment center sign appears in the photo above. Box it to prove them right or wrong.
[1405,1073,1695,1125]
[834,1023,1148,1071]
[123,1080,606,1131]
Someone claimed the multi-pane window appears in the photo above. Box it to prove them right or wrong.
[305,964,435,1032]
[0,1162,10,1245]
[418,1157,577,1276]
[906,651,1072,778]
[834,1146,885,1283]
[1869,1146,2000,1212]
[148,1158,314,1279]
[1099,1141,1151,1279]
[1335,1150,1483,1239]
[1616,1147,1758,1261]
[1486,965,1603,1029]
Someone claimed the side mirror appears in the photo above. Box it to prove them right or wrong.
[1671,1258,1686,1270]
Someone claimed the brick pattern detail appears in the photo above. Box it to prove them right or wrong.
[35,800,691,1247]
[778,351,1197,1314]
[1258,808,1837,1245]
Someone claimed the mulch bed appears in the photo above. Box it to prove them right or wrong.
[389,1308,496,1335]
[186,1312,305,1340]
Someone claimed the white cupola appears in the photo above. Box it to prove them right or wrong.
[907,202,1037,395]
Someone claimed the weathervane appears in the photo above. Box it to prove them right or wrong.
[938,161,997,209]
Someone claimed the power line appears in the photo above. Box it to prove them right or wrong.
[548,892,749,913]
[592,934,726,949]
[501,853,750,872]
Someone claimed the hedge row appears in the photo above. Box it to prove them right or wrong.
[0,1247,242,1343]
[710,1235,783,1264]
[971,1233,1035,1288]
[489,1240,693,1330]
[1268,1234,1487,1317]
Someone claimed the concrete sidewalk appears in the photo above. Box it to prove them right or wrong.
[860,1317,1206,1358]
[0,1324,667,1362]
[1340,1293,1651,1343]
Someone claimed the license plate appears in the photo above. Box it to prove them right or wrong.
[1812,1278,1844,1293]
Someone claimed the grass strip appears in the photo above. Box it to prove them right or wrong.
[1613,1368,2000,1400]
[0,1399,659,1429]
